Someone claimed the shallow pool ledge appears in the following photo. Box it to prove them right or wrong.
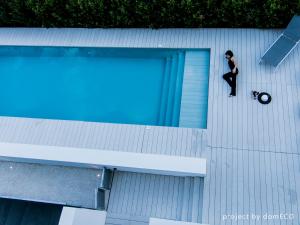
[0,142,206,177]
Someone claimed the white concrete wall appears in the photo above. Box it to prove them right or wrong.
[0,142,206,177]
[150,218,208,225]
[59,207,107,225]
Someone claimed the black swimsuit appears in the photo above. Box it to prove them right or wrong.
[223,58,238,95]
[228,59,238,74]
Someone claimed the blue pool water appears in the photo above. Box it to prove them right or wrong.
[0,46,209,127]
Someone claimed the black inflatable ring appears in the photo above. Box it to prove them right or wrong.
[257,92,272,104]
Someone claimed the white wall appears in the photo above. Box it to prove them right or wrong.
[59,207,107,225]
[150,218,208,225]
[0,142,206,177]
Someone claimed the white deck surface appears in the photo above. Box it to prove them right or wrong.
[106,172,204,224]
[0,117,205,157]
[0,28,299,225]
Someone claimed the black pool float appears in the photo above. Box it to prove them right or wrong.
[252,91,272,105]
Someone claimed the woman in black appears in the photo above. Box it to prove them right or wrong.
[223,50,239,97]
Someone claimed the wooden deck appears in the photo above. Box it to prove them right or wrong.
[106,172,204,224]
[0,117,205,157]
[0,28,299,225]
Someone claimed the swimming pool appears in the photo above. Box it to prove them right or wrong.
[0,46,209,127]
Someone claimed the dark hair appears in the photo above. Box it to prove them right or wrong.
[225,50,234,58]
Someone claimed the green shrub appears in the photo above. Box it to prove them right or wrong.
[0,0,299,28]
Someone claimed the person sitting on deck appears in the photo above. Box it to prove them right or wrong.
[223,50,239,97]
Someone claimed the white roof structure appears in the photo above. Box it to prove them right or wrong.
[0,28,299,225]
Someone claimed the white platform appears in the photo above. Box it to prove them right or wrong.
[150,218,208,225]
[0,142,206,177]
[59,207,107,225]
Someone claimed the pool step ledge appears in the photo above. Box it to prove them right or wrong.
[158,51,185,127]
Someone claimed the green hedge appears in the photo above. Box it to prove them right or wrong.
[0,0,299,28]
